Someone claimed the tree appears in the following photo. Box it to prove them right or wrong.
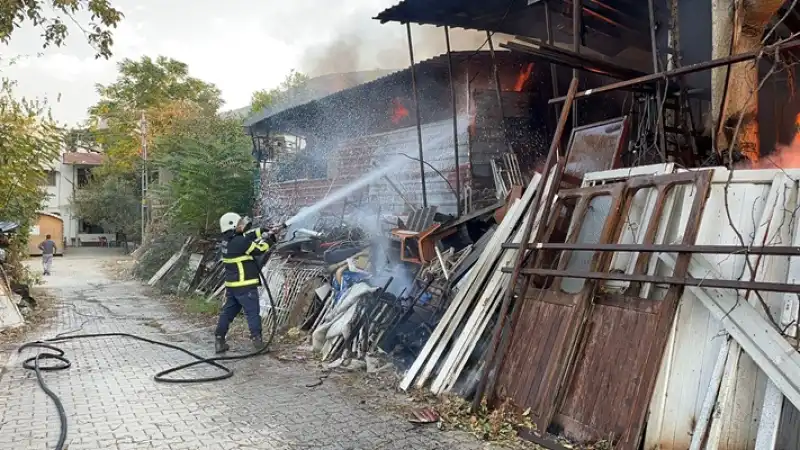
[153,115,254,236]
[71,175,141,241]
[0,79,62,281]
[0,0,123,59]
[250,69,309,114]
[88,56,223,173]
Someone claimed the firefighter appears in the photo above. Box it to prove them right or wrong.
[214,212,278,353]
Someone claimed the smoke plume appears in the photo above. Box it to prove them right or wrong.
[300,8,508,77]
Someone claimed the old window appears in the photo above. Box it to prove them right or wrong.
[42,170,57,187]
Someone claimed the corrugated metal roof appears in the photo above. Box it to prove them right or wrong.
[246,50,529,132]
[373,0,651,56]
[0,222,19,233]
[244,70,396,127]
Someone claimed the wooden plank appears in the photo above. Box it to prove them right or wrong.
[659,253,800,411]
[148,237,191,286]
[755,177,800,450]
[411,174,542,390]
[397,175,540,391]
[581,163,675,186]
[432,189,549,394]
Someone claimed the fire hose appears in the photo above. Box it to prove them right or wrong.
[17,252,280,450]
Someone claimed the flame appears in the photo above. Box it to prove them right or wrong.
[391,98,409,124]
[741,113,800,169]
[513,63,534,92]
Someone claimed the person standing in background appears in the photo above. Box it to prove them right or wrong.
[38,234,56,276]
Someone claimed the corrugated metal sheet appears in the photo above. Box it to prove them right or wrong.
[336,117,470,215]
[263,118,471,218]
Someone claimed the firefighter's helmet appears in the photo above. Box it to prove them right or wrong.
[219,212,242,233]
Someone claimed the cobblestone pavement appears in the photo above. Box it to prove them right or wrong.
[0,249,489,450]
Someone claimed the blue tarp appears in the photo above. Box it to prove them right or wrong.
[331,270,371,305]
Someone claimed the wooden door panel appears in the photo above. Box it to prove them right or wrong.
[496,183,626,432]
[552,171,713,449]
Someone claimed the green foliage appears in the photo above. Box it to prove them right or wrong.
[88,56,223,174]
[0,0,123,59]
[91,56,222,114]
[250,69,309,114]
[0,79,62,282]
[71,174,141,240]
[153,115,254,236]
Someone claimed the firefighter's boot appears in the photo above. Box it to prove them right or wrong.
[214,336,229,354]
[251,336,267,352]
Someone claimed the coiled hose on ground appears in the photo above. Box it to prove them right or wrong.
[17,267,278,450]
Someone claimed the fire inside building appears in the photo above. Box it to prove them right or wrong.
[239,1,800,449]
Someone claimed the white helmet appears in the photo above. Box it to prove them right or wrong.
[219,212,242,233]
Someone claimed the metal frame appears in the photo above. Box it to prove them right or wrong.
[444,26,462,217]
[501,243,800,256]
[406,23,428,208]
[503,268,800,295]
[549,38,800,104]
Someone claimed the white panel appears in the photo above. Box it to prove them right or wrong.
[644,170,797,450]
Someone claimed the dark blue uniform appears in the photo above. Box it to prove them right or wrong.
[214,228,272,340]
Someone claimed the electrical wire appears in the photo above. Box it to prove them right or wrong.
[17,261,279,450]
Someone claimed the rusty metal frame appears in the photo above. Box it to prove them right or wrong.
[549,38,800,104]
[501,242,800,256]
[405,22,428,207]
[501,268,800,295]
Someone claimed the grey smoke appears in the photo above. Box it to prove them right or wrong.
[300,8,510,77]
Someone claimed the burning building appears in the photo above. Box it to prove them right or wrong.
[246,50,627,223]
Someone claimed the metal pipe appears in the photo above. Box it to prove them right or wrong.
[406,22,428,208]
[472,77,580,411]
[571,0,581,129]
[549,38,800,104]
[647,0,667,162]
[445,26,462,217]
[500,242,800,256]
[486,31,514,155]
[544,1,562,118]
[502,267,800,295]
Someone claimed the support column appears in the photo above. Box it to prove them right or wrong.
[714,0,784,161]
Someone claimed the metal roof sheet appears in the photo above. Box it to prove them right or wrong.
[244,70,396,127]
[245,50,529,131]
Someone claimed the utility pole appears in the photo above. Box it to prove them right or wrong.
[140,111,148,243]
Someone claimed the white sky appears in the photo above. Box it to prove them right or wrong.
[1,0,449,126]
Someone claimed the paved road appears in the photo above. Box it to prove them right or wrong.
[0,249,483,450]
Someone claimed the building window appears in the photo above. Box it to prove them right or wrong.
[43,170,57,187]
[77,168,92,188]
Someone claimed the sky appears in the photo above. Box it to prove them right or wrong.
[2,0,489,127]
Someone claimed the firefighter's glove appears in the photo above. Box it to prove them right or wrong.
[260,227,278,244]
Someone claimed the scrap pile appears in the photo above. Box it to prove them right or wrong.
[397,172,545,394]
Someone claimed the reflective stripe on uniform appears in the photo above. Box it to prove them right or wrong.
[222,255,253,263]
[245,228,262,239]
[225,279,260,288]
[245,240,270,255]
[222,255,257,286]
